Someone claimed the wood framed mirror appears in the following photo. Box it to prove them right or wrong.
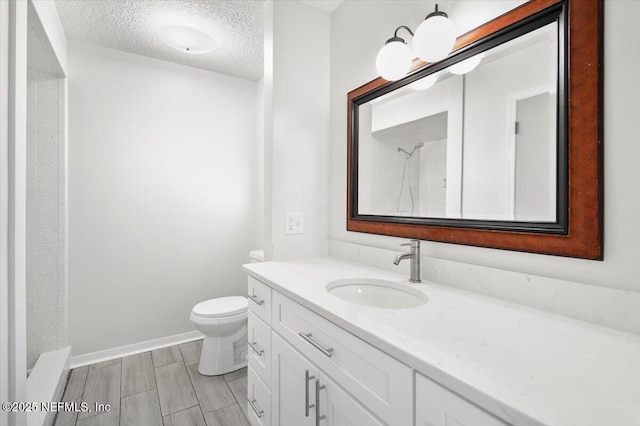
[347,0,602,259]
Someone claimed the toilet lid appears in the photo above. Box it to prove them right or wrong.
[192,296,247,318]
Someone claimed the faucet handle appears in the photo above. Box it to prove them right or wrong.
[400,239,420,247]
[399,243,412,247]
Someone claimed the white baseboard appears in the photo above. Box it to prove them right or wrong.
[70,331,203,369]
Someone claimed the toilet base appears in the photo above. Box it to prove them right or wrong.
[198,357,247,376]
[197,327,248,376]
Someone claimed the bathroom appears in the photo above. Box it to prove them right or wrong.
[1,0,638,425]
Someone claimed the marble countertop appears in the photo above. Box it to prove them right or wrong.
[242,256,640,426]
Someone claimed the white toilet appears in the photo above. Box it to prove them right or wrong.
[190,296,248,376]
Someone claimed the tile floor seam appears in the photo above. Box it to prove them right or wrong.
[184,360,205,415]
[196,403,207,426]
[78,367,89,407]
[152,364,165,426]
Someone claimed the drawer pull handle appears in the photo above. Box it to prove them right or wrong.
[248,341,264,356]
[305,369,315,417]
[248,397,263,418]
[315,379,326,426]
[248,294,264,306]
[299,332,334,358]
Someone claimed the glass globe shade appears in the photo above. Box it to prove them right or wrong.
[410,74,438,90]
[376,41,413,81]
[158,25,216,54]
[413,15,456,62]
[449,53,484,75]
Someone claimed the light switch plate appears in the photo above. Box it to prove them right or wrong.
[285,212,304,235]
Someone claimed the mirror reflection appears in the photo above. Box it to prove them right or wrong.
[358,22,558,222]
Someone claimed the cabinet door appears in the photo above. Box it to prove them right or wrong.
[272,333,315,426]
[416,372,510,426]
[319,372,385,426]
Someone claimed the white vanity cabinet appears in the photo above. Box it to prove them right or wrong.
[271,291,412,425]
[247,365,272,426]
[415,372,509,426]
[246,275,512,426]
[271,332,314,426]
[272,332,384,426]
[248,310,272,386]
[246,276,273,424]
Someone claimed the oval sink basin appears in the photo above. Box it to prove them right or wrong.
[326,278,428,309]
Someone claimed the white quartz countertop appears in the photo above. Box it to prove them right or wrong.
[242,256,640,426]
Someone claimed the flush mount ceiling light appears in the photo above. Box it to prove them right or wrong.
[375,4,457,81]
[449,52,484,75]
[158,25,216,54]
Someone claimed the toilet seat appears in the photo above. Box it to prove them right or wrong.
[192,296,247,318]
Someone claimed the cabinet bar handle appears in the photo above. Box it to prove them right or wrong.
[304,369,315,417]
[248,398,263,418]
[299,332,334,357]
[248,294,264,305]
[315,379,326,426]
[248,341,263,356]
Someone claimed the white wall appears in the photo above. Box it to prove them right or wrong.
[263,1,330,260]
[329,1,640,328]
[68,41,257,356]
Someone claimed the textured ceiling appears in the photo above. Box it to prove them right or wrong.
[54,0,263,81]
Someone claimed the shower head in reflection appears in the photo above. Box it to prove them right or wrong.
[397,142,424,159]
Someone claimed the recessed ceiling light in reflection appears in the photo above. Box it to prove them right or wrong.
[449,53,485,75]
[410,74,438,90]
[158,25,216,54]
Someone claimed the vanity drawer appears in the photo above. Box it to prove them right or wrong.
[272,291,412,426]
[248,311,271,387]
[247,365,271,426]
[248,276,272,325]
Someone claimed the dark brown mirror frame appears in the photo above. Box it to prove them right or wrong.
[347,0,602,260]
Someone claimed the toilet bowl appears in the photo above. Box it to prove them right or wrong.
[190,296,248,376]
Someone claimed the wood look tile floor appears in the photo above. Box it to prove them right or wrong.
[54,340,250,426]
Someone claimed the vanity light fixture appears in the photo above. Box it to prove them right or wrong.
[158,25,216,54]
[413,5,457,63]
[375,26,414,81]
[449,52,484,75]
[376,4,457,81]
[410,74,438,90]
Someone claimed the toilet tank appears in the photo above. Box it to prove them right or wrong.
[249,250,264,264]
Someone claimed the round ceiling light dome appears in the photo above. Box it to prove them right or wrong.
[158,25,216,54]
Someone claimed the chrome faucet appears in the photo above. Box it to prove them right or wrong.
[393,239,421,283]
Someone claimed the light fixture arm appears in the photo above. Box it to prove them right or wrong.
[394,25,415,38]
[425,4,448,20]
[386,25,415,44]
